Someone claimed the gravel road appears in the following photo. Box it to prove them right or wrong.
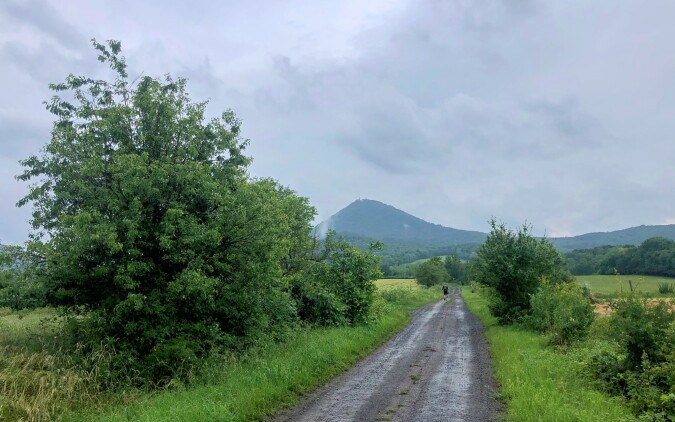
[271,288,502,422]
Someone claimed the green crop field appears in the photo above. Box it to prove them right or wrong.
[575,274,675,298]
[375,278,418,289]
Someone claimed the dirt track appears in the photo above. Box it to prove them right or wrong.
[271,288,502,422]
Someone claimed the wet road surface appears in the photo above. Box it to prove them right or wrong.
[271,288,501,422]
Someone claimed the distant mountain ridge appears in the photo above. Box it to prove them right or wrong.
[316,199,675,251]
[315,199,486,246]
[549,224,675,251]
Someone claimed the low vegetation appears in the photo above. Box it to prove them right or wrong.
[0,281,438,421]
[462,288,635,421]
[587,296,675,419]
[467,220,675,421]
[527,281,595,347]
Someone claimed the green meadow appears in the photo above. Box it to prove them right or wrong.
[575,274,675,298]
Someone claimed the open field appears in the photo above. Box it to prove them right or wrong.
[0,307,61,350]
[576,274,675,298]
[374,278,418,289]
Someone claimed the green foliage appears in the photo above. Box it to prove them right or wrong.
[290,276,348,327]
[414,256,448,287]
[338,232,479,275]
[565,237,675,278]
[528,281,595,346]
[289,231,382,327]
[586,297,675,420]
[462,287,636,421]
[444,255,466,283]
[608,297,675,369]
[16,40,322,383]
[473,219,572,324]
[0,245,47,310]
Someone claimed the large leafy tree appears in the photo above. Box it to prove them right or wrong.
[17,40,315,375]
[473,219,571,323]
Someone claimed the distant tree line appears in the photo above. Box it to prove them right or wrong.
[339,233,479,273]
[565,237,675,277]
[414,255,474,286]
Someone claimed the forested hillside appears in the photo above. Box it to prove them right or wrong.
[550,224,675,251]
[317,200,675,267]
[315,199,487,245]
[565,237,675,277]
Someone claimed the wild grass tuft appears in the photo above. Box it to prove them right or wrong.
[0,309,144,422]
[657,282,675,294]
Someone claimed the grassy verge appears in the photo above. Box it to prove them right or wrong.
[62,281,437,422]
[461,287,635,422]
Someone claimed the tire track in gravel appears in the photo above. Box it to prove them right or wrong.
[271,288,502,422]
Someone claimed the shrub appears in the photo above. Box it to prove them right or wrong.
[658,282,675,294]
[415,256,448,287]
[290,233,382,326]
[473,219,572,324]
[587,297,675,420]
[290,276,347,327]
[528,282,595,346]
[0,246,48,310]
[15,40,327,383]
[609,297,675,369]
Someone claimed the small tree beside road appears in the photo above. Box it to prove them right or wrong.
[473,219,571,324]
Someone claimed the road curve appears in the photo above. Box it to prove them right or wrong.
[271,288,502,422]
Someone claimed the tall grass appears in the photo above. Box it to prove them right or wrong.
[657,282,675,294]
[0,308,144,421]
[461,288,635,422]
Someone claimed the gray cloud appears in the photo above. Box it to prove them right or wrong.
[0,113,48,160]
[1,0,675,243]
[1,0,86,50]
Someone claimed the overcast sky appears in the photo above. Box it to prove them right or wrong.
[1,0,674,244]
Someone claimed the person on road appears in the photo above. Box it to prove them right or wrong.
[442,285,449,301]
